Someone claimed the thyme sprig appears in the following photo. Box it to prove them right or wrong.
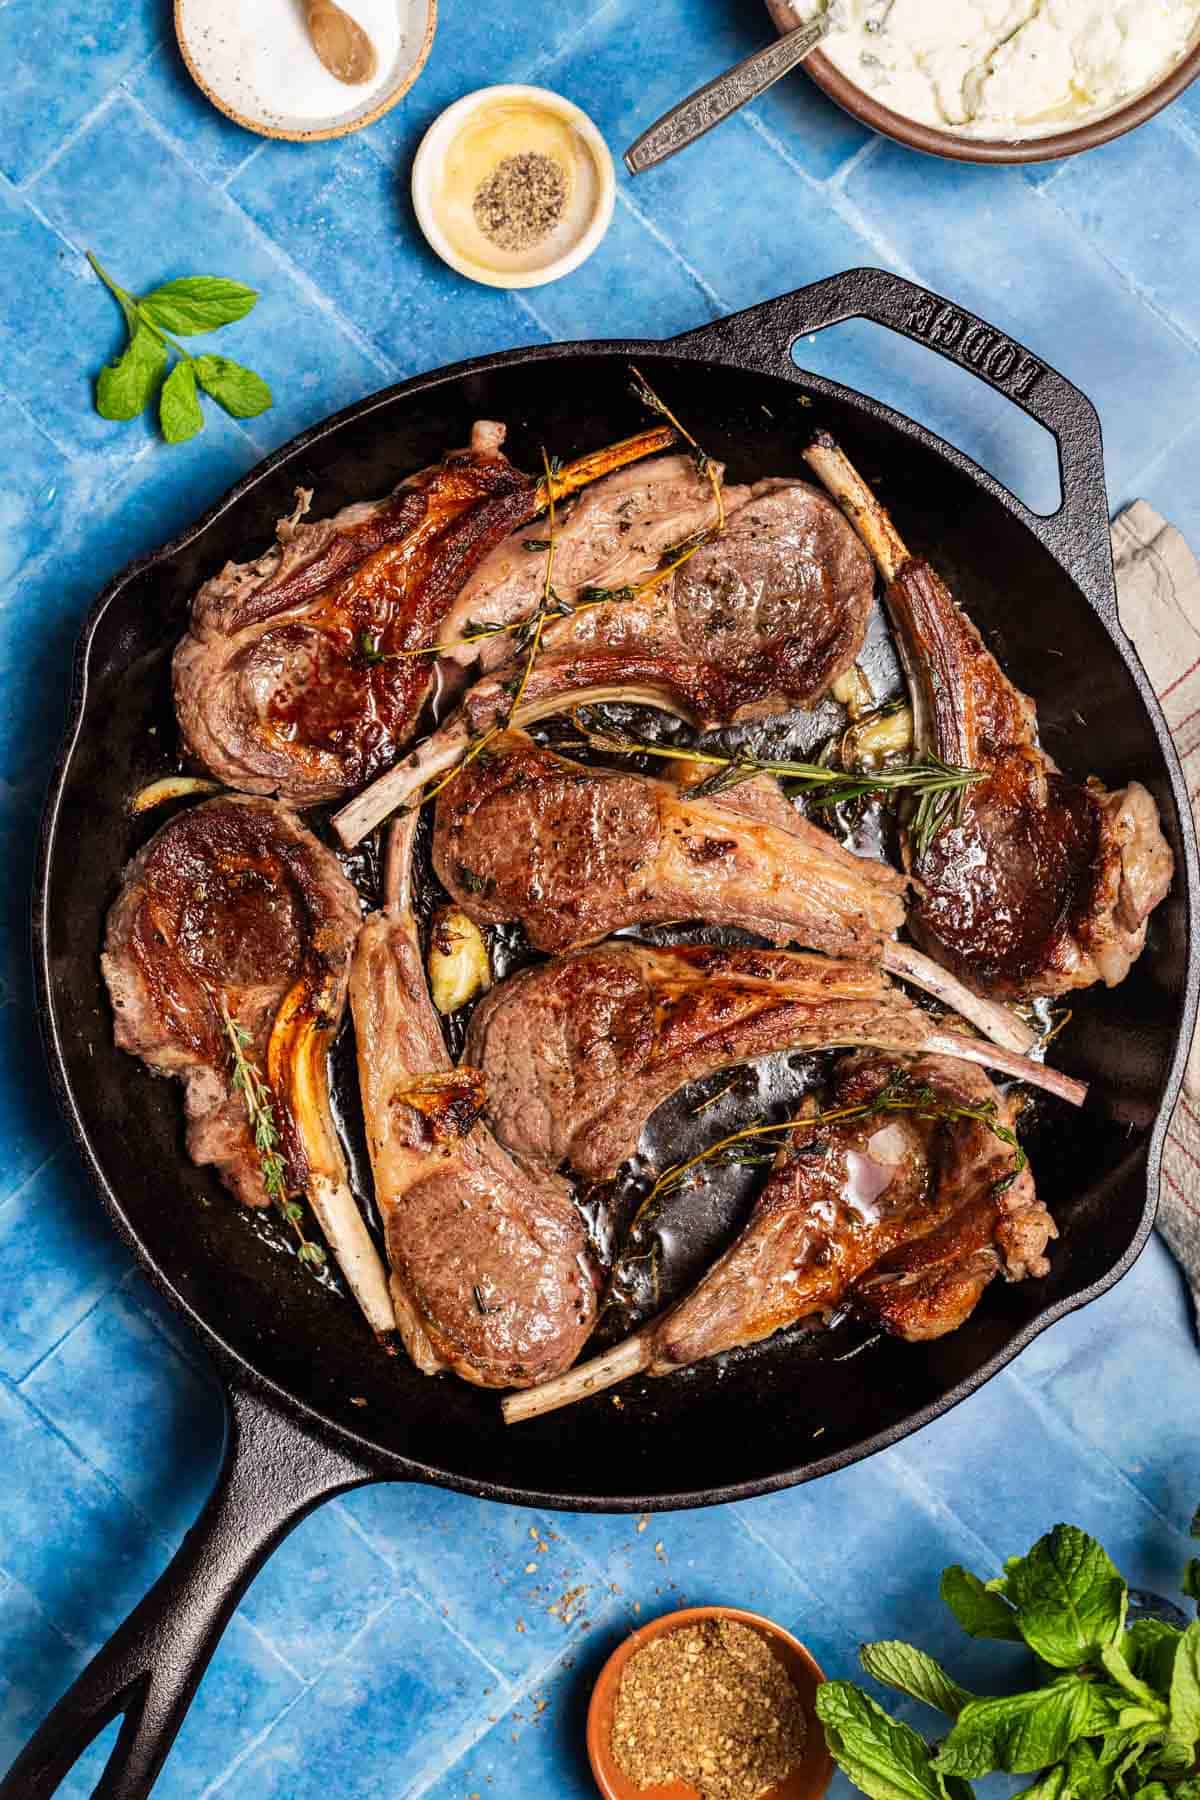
[629,365,726,536]
[643,1070,1027,1208]
[565,716,983,821]
[218,1002,326,1268]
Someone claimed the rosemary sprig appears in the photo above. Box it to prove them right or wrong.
[218,1001,326,1268]
[567,717,983,819]
[643,1070,1026,1209]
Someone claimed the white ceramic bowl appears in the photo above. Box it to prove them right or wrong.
[175,0,437,143]
[411,85,616,289]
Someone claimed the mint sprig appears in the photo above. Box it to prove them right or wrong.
[88,253,272,444]
[818,1518,1200,1800]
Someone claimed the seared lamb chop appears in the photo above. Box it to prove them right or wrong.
[102,797,393,1334]
[174,422,673,808]
[349,812,596,1388]
[504,1053,1054,1421]
[430,735,1058,1060]
[804,435,1174,998]
[335,475,876,845]
[468,942,1086,1183]
[435,733,905,959]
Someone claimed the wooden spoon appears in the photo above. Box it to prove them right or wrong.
[305,0,379,85]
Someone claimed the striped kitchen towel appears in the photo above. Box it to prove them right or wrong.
[1112,501,1200,1320]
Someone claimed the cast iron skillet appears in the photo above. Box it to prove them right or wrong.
[10,269,1199,1799]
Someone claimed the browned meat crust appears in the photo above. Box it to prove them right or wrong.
[468,944,930,1182]
[102,796,361,1208]
[650,1053,1054,1371]
[174,423,674,807]
[349,816,597,1388]
[433,735,907,960]
[803,435,1174,999]
[889,558,1174,997]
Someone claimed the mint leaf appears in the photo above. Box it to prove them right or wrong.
[860,1642,973,1719]
[139,276,258,334]
[1129,1784,1170,1800]
[1190,1504,1200,1539]
[1062,1739,1116,1800]
[1101,1645,1169,1714]
[160,361,203,443]
[934,1678,1110,1778]
[1012,1769,1069,1800]
[1168,1619,1200,1757]
[815,1681,955,1800]
[96,322,166,420]
[1125,1619,1182,1694]
[193,354,272,418]
[941,1565,1023,1641]
[1006,1525,1127,1667]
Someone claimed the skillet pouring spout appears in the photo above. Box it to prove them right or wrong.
[23,269,1198,1796]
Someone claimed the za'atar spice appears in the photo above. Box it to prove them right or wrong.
[611,1617,807,1800]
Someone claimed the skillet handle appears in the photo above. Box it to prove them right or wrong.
[0,1381,378,1800]
[668,267,1116,620]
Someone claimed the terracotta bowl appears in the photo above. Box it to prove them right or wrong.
[587,1605,834,1800]
[764,0,1200,165]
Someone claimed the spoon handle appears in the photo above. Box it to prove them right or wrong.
[624,19,829,175]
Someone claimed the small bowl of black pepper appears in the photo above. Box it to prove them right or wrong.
[412,83,615,288]
[587,1605,834,1800]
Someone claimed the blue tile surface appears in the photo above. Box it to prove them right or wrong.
[3,4,1199,1795]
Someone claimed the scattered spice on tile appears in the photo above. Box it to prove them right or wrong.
[548,1584,589,1625]
[611,1618,807,1800]
[473,153,567,254]
[525,1561,538,1574]
[515,1619,526,1634]
[636,1516,650,1533]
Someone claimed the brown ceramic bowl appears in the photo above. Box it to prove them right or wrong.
[765,0,1200,164]
[587,1605,834,1800]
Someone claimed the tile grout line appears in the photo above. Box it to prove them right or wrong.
[0,1145,61,1216]
[405,1590,630,1800]
[739,108,919,282]
[614,186,731,313]
[886,1424,1037,1572]
[1026,174,1200,359]
[11,1269,129,1392]
[119,92,405,383]
[828,130,883,194]
[1005,1359,1193,1542]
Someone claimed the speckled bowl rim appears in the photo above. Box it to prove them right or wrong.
[586,1605,834,1800]
[765,0,1200,164]
[173,0,438,143]
[410,84,617,289]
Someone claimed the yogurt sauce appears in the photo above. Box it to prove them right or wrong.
[792,0,1200,138]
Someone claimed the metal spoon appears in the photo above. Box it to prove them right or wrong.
[305,0,379,86]
[625,16,830,174]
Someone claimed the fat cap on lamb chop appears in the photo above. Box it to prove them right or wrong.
[102,796,393,1335]
[174,421,675,808]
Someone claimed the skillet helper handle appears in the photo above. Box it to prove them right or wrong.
[669,267,1115,620]
[0,1383,377,1800]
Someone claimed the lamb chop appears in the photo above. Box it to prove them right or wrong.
[429,734,1057,1060]
[334,474,876,846]
[174,421,674,808]
[467,942,1087,1185]
[348,812,597,1388]
[804,435,1175,998]
[504,1052,1055,1422]
[102,796,393,1335]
